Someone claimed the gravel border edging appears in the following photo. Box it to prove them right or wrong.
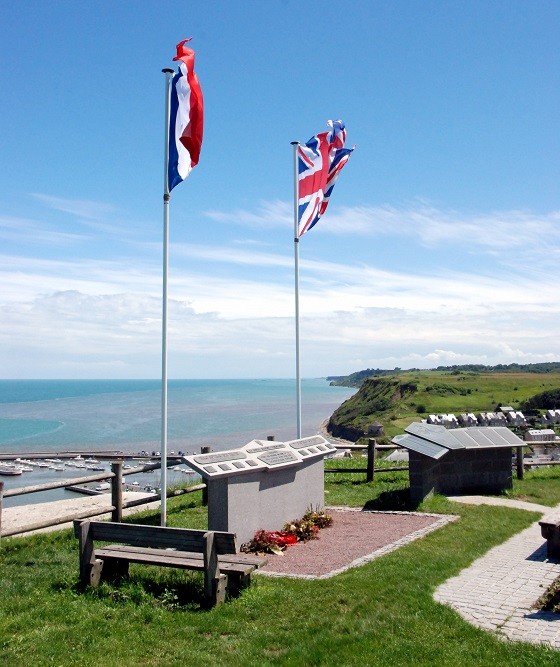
[257,507,459,580]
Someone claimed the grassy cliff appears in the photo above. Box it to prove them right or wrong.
[327,369,560,442]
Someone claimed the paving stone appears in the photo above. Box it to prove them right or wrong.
[435,496,560,650]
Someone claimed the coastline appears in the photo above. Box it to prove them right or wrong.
[318,418,355,447]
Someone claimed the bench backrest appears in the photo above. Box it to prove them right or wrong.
[74,520,237,555]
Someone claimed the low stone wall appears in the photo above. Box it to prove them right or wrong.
[409,448,512,504]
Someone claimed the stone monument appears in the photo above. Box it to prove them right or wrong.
[184,435,336,545]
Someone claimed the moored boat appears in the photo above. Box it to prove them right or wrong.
[0,465,23,476]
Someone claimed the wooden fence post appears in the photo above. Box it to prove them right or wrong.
[367,439,376,482]
[516,446,524,480]
[201,446,210,506]
[111,461,123,522]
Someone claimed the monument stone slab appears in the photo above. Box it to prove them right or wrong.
[184,435,336,545]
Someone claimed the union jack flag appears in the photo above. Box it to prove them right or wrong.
[297,120,353,237]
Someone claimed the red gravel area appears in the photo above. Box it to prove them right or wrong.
[258,508,450,579]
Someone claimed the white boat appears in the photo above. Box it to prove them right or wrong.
[0,465,22,476]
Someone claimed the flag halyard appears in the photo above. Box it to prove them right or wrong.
[296,120,353,237]
[167,39,204,192]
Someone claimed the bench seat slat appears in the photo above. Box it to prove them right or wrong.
[96,547,207,570]
[102,543,267,568]
[95,547,256,575]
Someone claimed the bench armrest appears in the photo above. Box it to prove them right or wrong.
[74,520,96,584]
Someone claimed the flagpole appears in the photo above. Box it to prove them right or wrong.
[160,67,174,526]
[291,141,302,439]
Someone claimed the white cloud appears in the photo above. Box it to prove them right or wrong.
[321,203,560,250]
[2,275,559,379]
[2,197,560,378]
[30,193,119,221]
[204,199,560,269]
[28,193,140,239]
[0,254,161,303]
[172,242,293,270]
[0,215,92,245]
[204,200,291,229]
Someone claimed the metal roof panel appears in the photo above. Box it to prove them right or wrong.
[392,433,448,460]
[448,427,523,448]
[405,422,464,450]
[402,423,524,451]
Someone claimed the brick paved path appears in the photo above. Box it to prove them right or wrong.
[435,496,560,649]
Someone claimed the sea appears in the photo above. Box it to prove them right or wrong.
[0,378,355,508]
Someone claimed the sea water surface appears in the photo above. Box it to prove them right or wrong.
[0,379,355,508]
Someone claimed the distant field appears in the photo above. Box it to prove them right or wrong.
[329,370,560,440]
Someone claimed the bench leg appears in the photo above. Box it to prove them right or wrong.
[89,559,104,587]
[203,573,228,608]
[215,573,228,606]
[227,573,251,598]
[203,531,228,607]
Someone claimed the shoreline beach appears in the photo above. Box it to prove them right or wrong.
[0,491,161,538]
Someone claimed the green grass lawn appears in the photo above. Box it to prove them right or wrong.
[330,370,560,439]
[1,470,559,666]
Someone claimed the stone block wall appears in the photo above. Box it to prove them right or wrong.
[409,448,512,504]
[207,457,325,545]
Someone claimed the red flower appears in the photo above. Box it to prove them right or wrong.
[269,531,298,547]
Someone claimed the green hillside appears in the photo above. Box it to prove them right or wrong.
[328,362,560,388]
[327,369,560,442]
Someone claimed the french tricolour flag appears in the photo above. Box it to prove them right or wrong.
[297,120,353,237]
[167,39,204,192]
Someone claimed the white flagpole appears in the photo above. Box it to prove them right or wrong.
[291,141,302,439]
[160,67,174,526]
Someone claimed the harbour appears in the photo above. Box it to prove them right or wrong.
[0,378,355,507]
[0,451,199,508]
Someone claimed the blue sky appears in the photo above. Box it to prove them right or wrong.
[1,1,559,379]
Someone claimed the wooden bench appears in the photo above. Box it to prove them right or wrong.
[539,516,560,560]
[74,520,267,607]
